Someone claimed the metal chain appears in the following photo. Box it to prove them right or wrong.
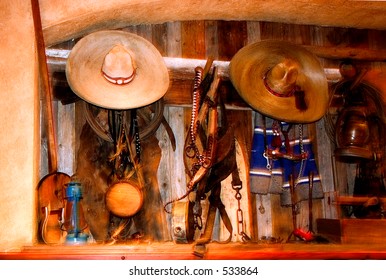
[232,183,251,242]
[295,123,305,187]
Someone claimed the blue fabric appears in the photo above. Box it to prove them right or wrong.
[249,113,324,206]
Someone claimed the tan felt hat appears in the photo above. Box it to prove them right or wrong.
[66,30,169,109]
[229,40,329,123]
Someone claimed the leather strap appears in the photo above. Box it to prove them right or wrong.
[193,143,238,257]
[193,182,233,257]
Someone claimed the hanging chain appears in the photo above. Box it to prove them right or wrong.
[291,124,306,215]
[232,182,251,242]
[295,123,306,187]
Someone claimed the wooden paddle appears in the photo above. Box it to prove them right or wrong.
[31,0,71,244]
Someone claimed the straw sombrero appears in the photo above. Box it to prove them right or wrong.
[66,30,169,109]
[229,40,329,123]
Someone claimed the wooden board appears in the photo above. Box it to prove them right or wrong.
[317,218,386,244]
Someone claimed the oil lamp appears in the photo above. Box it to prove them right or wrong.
[63,181,89,244]
[334,80,374,160]
[335,105,372,159]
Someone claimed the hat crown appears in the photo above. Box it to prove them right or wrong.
[265,59,300,97]
[66,30,169,110]
[229,40,329,123]
[101,44,136,85]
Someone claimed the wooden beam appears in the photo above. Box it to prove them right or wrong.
[304,45,386,62]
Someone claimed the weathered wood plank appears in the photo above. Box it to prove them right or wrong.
[152,23,168,56]
[156,22,184,241]
[304,45,386,61]
[166,22,182,57]
[255,193,273,239]
[315,118,339,219]
[205,21,218,59]
[57,102,75,176]
[271,194,292,240]
[157,108,188,215]
[217,21,248,60]
[181,21,206,59]
[155,108,173,240]
[246,21,261,44]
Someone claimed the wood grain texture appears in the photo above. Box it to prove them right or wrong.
[7,243,386,260]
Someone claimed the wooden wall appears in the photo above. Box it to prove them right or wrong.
[47,20,386,244]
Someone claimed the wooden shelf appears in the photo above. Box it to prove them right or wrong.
[2,242,386,260]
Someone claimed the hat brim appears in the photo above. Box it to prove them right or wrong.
[229,40,329,123]
[66,30,169,110]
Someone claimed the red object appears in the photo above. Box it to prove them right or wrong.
[293,228,314,242]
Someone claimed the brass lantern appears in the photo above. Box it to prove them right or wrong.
[334,78,375,160]
[335,104,373,159]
